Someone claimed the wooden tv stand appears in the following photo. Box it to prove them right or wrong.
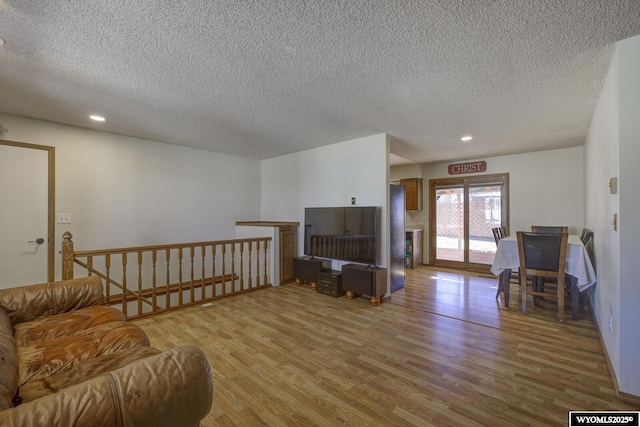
[341,264,387,306]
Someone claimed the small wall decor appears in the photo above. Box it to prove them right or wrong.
[448,160,486,175]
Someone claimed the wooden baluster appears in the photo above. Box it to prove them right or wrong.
[239,242,245,292]
[256,241,261,288]
[178,248,183,306]
[137,251,143,315]
[165,249,171,309]
[211,244,217,297]
[87,256,93,276]
[61,231,74,280]
[248,241,253,289]
[221,244,227,295]
[152,250,157,311]
[105,254,111,306]
[201,246,206,300]
[263,239,268,287]
[231,243,236,293]
[190,246,195,303]
[122,253,128,317]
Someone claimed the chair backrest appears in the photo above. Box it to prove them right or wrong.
[530,226,568,233]
[492,227,505,245]
[580,228,594,246]
[516,232,568,278]
[580,228,595,271]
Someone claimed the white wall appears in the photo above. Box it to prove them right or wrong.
[584,46,621,388]
[261,134,389,271]
[618,34,640,398]
[584,35,640,397]
[0,113,261,281]
[577,34,640,397]
[391,147,585,261]
[389,164,421,181]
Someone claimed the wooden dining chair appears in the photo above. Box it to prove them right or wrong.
[530,226,569,233]
[581,228,594,247]
[578,228,595,312]
[492,226,519,303]
[575,225,595,288]
[492,227,505,300]
[492,227,505,245]
[517,231,571,321]
[528,228,588,319]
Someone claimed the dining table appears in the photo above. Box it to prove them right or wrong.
[491,234,597,309]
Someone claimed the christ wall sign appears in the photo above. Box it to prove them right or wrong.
[448,161,487,175]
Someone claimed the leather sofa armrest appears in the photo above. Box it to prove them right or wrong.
[0,276,104,325]
[0,345,213,427]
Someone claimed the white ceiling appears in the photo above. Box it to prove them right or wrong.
[1,1,639,165]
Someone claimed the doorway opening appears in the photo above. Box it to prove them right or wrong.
[428,174,508,273]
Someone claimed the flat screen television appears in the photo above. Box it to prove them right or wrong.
[304,206,378,265]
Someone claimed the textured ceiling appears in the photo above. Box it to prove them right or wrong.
[1,1,639,164]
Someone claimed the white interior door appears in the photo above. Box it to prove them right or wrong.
[0,144,50,288]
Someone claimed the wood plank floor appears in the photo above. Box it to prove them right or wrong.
[134,266,634,426]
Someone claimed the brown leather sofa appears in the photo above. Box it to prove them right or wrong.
[0,276,213,426]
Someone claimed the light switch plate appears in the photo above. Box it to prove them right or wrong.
[609,177,617,194]
[57,213,71,224]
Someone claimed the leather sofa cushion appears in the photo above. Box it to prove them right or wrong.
[18,346,161,402]
[0,309,18,411]
[17,321,150,386]
[13,305,126,348]
[0,345,213,427]
[0,277,103,325]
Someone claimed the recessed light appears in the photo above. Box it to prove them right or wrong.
[90,115,106,122]
[461,136,472,141]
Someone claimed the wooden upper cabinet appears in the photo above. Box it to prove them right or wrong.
[400,178,423,211]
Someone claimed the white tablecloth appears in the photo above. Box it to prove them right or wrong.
[490,234,597,292]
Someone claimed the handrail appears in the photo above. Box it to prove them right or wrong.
[61,231,271,319]
[70,237,271,257]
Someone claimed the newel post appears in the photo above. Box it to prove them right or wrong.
[61,231,74,280]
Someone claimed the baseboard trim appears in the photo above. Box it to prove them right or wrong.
[618,390,640,406]
[594,316,620,395]
[593,315,640,405]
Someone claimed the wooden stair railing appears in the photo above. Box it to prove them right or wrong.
[61,231,271,319]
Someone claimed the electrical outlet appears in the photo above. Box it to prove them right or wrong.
[351,197,356,205]
[57,213,71,224]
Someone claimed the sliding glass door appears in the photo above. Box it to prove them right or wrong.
[429,174,508,272]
